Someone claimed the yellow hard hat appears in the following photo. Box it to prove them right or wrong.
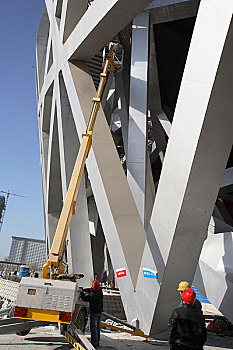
[177,281,191,291]
[4,268,7,270]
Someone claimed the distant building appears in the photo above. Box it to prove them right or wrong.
[7,236,46,271]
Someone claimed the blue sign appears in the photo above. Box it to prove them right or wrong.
[143,268,158,279]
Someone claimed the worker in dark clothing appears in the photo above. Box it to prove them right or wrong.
[168,288,207,350]
[80,280,103,348]
[177,281,202,313]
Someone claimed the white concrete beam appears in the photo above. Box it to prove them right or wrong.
[127,13,149,224]
[64,0,154,61]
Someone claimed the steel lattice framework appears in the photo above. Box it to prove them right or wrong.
[37,0,233,337]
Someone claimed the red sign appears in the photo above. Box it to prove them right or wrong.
[116,267,127,278]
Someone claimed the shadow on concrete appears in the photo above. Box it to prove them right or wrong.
[0,343,71,348]
[147,223,165,279]
[205,332,233,349]
[25,336,68,343]
[51,345,73,350]
[145,340,169,347]
[99,333,169,349]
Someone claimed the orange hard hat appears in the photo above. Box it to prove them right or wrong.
[182,288,196,306]
[92,279,100,291]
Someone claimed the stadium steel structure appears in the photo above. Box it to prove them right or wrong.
[36,0,233,337]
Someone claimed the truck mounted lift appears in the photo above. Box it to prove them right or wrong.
[0,44,115,350]
[0,42,148,349]
[0,44,118,350]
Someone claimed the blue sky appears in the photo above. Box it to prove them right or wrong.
[0,0,45,259]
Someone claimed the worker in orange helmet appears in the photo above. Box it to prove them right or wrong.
[81,279,103,348]
[177,281,202,313]
[168,288,207,350]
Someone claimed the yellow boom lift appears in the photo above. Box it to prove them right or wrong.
[12,43,148,347]
[42,45,114,281]
[13,44,115,332]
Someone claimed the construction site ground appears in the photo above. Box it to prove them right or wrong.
[1,303,233,350]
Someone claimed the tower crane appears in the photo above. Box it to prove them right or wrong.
[0,190,26,233]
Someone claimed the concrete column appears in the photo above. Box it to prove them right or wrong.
[127,12,149,224]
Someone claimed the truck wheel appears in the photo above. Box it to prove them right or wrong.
[75,308,87,334]
[16,329,31,336]
[59,323,67,334]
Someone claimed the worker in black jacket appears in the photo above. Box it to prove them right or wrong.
[168,288,207,350]
[80,280,103,348]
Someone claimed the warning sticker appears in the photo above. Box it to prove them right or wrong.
[116,267,127,278]
[143,268,158,279]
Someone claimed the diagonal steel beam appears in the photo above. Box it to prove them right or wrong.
[64,0,154,61]
[62,61,147,289]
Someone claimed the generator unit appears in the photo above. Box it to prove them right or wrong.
[14,277,86,325]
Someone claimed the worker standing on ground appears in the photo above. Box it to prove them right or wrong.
[2,268,7,279]
[80,280,103,348]
[168,288,207,350]
[177,281,202,313]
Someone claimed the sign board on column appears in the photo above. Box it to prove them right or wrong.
[143,267,158,279]
[116,267,127,278]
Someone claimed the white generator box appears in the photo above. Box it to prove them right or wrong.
[15,277,79,313]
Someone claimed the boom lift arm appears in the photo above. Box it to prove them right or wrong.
[11,43,149,346]
[42,44,115,279]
